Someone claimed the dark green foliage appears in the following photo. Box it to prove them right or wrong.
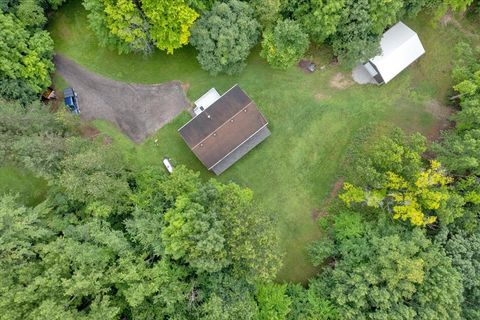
[310,218,463,319]
[0,78,38,105]
[331,0,381,66]
[161,169,282,278]
[285,283,339,320]
[16,0,46,27]
[308,238,335,266]
[291,0,344,44]
[0,100,76,179]
[251,0,281,29]
[190,0,260,75]
[434,129,480,175]
[260,19,309,69]
[46,0,66,9]
[434,42,480,175]
[0,106,282,318]
[444,228,480,320]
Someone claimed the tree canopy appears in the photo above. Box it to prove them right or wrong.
[83,0,198,54]
[190,0,260,75]
[261,19,310,69]
[0,102,282,319]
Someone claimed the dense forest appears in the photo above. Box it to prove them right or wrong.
[1,0,480,319]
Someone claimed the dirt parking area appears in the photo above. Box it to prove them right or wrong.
[54,54,190,143]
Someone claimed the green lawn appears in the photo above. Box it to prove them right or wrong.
[0,166,48,207]
[48,0,478,282]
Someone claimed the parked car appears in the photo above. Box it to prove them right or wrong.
[63,87,80,114]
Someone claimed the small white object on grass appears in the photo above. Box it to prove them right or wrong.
[163,158,173,173]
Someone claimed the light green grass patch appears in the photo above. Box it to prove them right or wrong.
[0,166,48,207]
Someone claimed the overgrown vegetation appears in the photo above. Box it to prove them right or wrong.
[295,41,480,320]
[0,102,282,319]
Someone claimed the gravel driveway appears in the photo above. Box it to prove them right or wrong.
[54,54,190,143]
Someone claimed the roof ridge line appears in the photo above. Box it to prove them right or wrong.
[191,101,254,150]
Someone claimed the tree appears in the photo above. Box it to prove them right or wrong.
[0,78,38,105]
[0,100,76,179]
[261,19,309,70]
[56,140,132,218]
[83,0,198,54]
[251,0,281,30]
[102,0,152,54]
[256,283,291,320]
[434,129,480,175]
[339,130,460,227]
[293,0,345,44]
[190,0,260,75]
[197,274,259,320]
[444,228,480,320]
[0,13,54,93]
[285,284,339,320]
[331,0,381,66]
[141,0,198,54]
[368,0,404,34]
[162,195,229,272]
[434,42,480,176]
[310,219,463,320]
[83,0,133,54]
[161,169,282,279]
[341,160,453,227]
[16,0,46,28]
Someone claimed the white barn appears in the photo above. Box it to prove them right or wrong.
[363,22,425,84]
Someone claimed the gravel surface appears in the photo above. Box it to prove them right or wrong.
[352,64,377,85]
[55,54,191,143]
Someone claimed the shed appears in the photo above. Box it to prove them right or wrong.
[364,22,425,84]
[178,85,270,175]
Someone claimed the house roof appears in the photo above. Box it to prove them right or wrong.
[370,22,425,84]
[178,85,269,171]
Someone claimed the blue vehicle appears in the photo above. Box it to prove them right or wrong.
[63,87,80,114]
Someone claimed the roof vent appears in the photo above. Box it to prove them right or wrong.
[207,114,211,119]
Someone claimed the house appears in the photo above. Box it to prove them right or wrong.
[178,85,270,175]
[363,22,425,84]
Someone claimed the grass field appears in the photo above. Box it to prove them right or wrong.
[47,0,479,282]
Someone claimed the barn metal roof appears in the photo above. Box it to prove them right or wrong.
[369,22,425,84]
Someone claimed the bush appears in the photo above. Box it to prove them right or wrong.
[260,19,309,70]
[190,0,260,75]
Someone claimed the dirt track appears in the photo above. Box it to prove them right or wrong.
[54,54,190,143]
